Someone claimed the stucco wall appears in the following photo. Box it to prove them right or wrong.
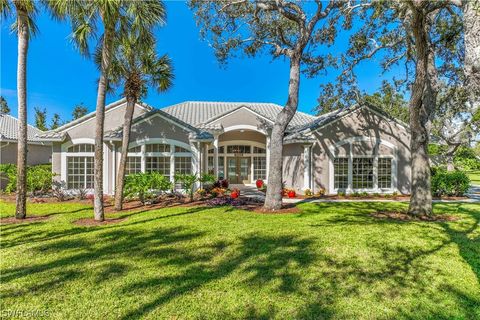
[210,108,270,130]
[0,142,51,166]
[219,130,266,144]
[65,102,148,140]
[0,142,52,189]
[129,114,191,145]
[311,107,411,194]
[283,144,304,192]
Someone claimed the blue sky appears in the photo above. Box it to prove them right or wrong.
[1,1,394,126]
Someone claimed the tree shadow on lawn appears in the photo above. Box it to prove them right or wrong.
[0,206,208,250]
[119,233,317,319]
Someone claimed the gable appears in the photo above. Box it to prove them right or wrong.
[129,113,191,144]
[208,107,272,130]
[65,102,148,140]
[313,106,410,154]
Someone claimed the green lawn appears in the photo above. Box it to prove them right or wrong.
[467,170,480,186]
[1,200,479,320]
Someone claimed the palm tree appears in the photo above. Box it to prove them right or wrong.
[1,0,39,219]
[55,0,166,221]
[105,32,173,211]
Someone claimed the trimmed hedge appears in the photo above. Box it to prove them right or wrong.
[431,168,470,197]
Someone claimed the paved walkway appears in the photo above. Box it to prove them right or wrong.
[467,185,480,202]
[232,184,480,204]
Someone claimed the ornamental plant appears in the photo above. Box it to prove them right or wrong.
[174,173,199,202]
[124,172,172,205]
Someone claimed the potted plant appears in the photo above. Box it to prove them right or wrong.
[287,189,296,198]
[256,179,264,189]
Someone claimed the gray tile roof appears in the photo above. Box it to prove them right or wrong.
[161,101,317,130]
[0,113,46,142]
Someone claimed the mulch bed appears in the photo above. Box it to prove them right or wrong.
[0,216,51,224]
[74,217,127,226]
[371,211,458,222]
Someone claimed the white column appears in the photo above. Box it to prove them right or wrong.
[213,135,219,178]
[303,145,311,190]
[347,143,353,193]
[265,134,271,182]
[140,144,146,173]
[103,142,109,194]
[169,143,175,183]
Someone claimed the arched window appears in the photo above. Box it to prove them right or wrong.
[125,140,192,180]
[67,144,94,153]
[66,143,94,189]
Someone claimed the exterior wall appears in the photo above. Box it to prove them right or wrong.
[0,142,52,189]
[64,102,148,140]
[219,130,265,144]
[52,142,62,183]
[128,114,191,145]
[311,107,411,194]
[209,107,271,131]
[283,144,304,192]
[0,142,51,165]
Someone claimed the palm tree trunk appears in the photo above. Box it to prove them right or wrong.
[114,96,136,211]
[408,6,435,217]
[93,27,114,221]
[15,8,29,220]
[264,55,301,211]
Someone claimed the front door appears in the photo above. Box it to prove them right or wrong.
[227,157,250,184]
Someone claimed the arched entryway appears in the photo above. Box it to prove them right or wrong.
[206,128,269,184]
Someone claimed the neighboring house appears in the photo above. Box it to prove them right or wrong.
[37,98,411,195]
[0,113,52,188]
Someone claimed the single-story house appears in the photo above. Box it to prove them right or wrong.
[37,99,411,195]
[0,113,52,188]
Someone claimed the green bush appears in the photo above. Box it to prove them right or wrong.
[454,146,480,171]
[0,163,54,195]
[124,172,172,204]
[174,173,199,202]
[431,168,470,197]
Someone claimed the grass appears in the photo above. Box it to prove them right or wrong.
[0,200,479,319]
[467,170,480,186]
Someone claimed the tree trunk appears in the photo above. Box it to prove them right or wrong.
[114,96,136,211]
[445,144,459,172]
[463,0,480,96]
[15,8,29,220]
[264,56,301,211]
[408,6,435,217]
[93,27,114,221]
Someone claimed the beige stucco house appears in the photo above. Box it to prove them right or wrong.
[0,113,52,189]
[37,99,411,195]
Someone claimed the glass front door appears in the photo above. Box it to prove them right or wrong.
[227,157,250,184]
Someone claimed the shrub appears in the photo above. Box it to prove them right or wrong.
[174,173,199,202]
[76,188,88,200]
[52,180,68,201]
[213,178,229,189]
[431,169,470,197]
[0,164,54,195]
[454,146,480,171]
[0,164,17,193]
[124,172,172,204]
[316,188,326,197]
[304,188,313,197]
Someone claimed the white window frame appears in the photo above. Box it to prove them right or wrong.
[328,136,397,194]
[61,138,96,192]
[126,138,193,183]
